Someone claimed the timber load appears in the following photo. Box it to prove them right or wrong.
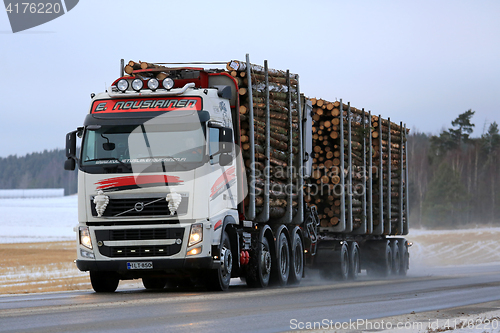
[227,59,300,220]
[306,98,409,236]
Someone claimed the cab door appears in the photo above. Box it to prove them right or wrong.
[208,125,237,216]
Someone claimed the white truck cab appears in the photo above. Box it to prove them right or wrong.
[66,68,243,291]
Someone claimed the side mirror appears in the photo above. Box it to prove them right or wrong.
[65,130,78,171]
[219,127,233,153]
[219,153,232,166]
[66,130,77,159]
[64,158,76,171]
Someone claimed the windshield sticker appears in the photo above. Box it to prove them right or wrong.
[95,175,183,192]
[92,97,202,113]
[220,101,230,127]
[93,157,187,164]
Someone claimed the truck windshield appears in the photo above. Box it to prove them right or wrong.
[81,123,206,173]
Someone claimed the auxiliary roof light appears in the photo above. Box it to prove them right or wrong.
[131,78,144,92]
[162,77,174,90]
[147,78,159,91]
[116,79,129,92]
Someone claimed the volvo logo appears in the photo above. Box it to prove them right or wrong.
[134,202,144,212]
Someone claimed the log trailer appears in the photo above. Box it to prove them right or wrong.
[64,55,410,292]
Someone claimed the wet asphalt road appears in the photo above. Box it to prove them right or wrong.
[1,264,500,333]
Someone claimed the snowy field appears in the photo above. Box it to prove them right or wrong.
[0,195,77,243]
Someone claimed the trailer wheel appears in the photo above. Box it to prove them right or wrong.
[399,240,409,276]
[348,242,360,280]
[246,235,272,288]
[271,232,290,286]
[337,242,349,280]
[319,242,349,280]
[90,271,119,293]
[367,241,392,277]
[288,232,304,285]
[391,240,401,275]
[142,277,166,290]
[207,231,232,291]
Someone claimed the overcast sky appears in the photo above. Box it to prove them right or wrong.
[0,0,499,157]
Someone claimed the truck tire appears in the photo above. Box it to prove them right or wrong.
[391,240,401,275]
[288,231,304,285]
[142,277,167,290]
[319,242,349,280]
[90,271,119,293]
[246,235,272,288]
[337,242,349,280]
[271,231,290,286]
[348,242,360,280]
[206,231,232,291]
[367,241,392,277]
[399,239,409,276]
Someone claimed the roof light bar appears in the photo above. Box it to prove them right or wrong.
[147,78,159,91]
[116,79,129,92]
[162,78,174,90]
[131,78,144,92]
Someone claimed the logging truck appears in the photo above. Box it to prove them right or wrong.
[64,55,410,292]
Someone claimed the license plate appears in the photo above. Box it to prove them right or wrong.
[127,262,153,270]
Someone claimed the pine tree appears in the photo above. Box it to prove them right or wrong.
[481,121,500,155]
[450,109,475,147]
[430,110,475,156]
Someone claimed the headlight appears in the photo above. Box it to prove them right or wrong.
[187,246,202,256]
[131,78,144,91]
[79,227,93,250]
[162,77,174,90]
[80,248,95,259]
[147,78,159,91]
[188,223,203,247]
[116,79,129,92]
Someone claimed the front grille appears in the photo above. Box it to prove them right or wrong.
[110,245,179,257]
[108,228,184,241]
[90,196,188,217]
[95,228,184,258]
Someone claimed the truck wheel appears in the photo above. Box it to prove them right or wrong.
[207,231,232,291]
[337,242,349,280]
[246,235,272,288]
[367,241,392,277]
[271,232,290,286]
[399,240,409,276]
[319,242,349,280]
[391,240,401,275]
[142,277,167,290]
[348,242,360,280]
[90,271,119,293]
[288,232,304,285]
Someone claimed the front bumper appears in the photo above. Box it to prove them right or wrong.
[76,256,215,272]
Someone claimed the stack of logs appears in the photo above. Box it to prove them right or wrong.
[371,115,407,234]
[306,98,408,234]
[123,60,170,80]
[227,60,299,219]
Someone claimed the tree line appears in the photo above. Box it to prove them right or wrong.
[408,110,500,227]
[0,149,77,195]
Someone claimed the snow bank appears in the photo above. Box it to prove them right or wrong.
[0,195,77,243]
[0,188,65,198]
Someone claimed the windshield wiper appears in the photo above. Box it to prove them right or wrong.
[84,157,132,171]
